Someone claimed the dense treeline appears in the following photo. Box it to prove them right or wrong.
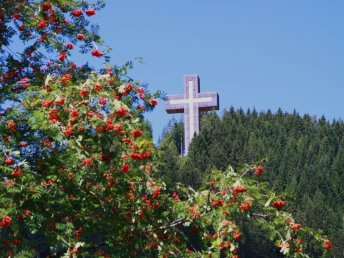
[158,107,344,257]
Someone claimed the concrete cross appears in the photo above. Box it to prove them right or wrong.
[166,74,219,155]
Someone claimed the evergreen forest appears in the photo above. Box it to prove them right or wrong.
[158,107,344,257]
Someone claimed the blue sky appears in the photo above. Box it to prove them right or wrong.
[90,1,344,142]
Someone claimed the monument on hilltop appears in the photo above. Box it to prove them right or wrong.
[166,74,219,155]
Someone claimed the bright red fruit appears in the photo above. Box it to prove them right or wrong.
[232,185,247,195]
[272,200,285,209]
[69,109,79,117]
[62,126,73,137]
[86,9,96,16]
[239,202,251,211]
[219,241,231,249]
[81,158,93,167]
[291,223,302,231]
[116,107,127,117]
[79,89,89,97]
[93,84,103,92]
[172,192,180,201]
[121,163,129,173]
[149,98,158,106]
[113,123,122,133]
[41,100,54,108]
[255,164,264,176]
[99,97,107,105]
[12,168,23,177]
[48,109,60,123]
[91,49,104,58]
[42,3,52,11]
[4,157,14,165]
[132,129,143,138]
[58,52,67,61]
[54,98,65,106]
[76,34,85,40]
[0,215,12,227]
[152,188,161,199]
[7,120,16,131]
[37,20,47,30]
[123,138,131,144]
[71,10,83,17]
[212,199,223,208]
[66,42,74,50]
[233,229,241,240]
[323,239,332,250]
[61,74,71,84]
[13,13,21,21]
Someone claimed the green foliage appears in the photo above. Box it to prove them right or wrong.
[159,108,341,257]
[0,1,331,257]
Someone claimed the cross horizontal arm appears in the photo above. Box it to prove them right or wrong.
[166,94,185,114]
[198,92,219,111]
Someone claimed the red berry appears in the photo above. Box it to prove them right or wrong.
[12,168,23,177]
[121,163,130,173]
[116,107,127,117]
[7,120,16,131]
[4,157,14,165]
[62,126,73,137]
[79,89,89,97]
[91,49,103,58]
[71,10,83,17]
[0,215,12,227]
[42,3,52,12]
[132,129,143,138]
[291,223,302,231]
[239,202,251,211]
[232,185,247,195]
[61,74,71,84]
[152,188,161,199]
[48,109,60,123]
[255,164,264,176]
[123,138,131,144]
[98,96,107,105]
[272,200,285,209]
[323,240,332,250]
[66,42,74,50]
[41,99,54,108]
[76,34,85,40]
[81,158,93,167]
[93,84,103,92]
[113,123,122,133]
[149,98,158,106]
[58,52,67,61]
[54,98,65,106]
[37,20,47,30]
[13,13,21,21]
[86,9,96,16]
[233,230,241,240]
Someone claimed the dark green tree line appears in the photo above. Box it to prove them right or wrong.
[158,107,344,257]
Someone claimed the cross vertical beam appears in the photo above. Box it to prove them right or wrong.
[166,74,219,155]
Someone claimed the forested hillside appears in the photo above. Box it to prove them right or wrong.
[158,107,344,257]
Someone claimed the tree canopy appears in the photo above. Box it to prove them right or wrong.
[0,1,332,257]
[159,109,342,257]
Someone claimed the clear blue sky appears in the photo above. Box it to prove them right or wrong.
[90,1,344,142]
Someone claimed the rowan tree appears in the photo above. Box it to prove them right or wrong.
[0,1,332,257]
